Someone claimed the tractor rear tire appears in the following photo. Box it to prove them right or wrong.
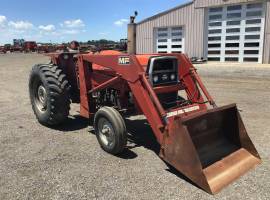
[29,64,71,126]
[94,107,127,155]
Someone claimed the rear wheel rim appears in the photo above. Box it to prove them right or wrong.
[97,117,115,148]
[34,84,47,113]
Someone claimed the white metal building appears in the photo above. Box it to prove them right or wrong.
[136,0,270,63]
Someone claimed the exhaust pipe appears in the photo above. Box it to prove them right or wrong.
[127,12,137,54]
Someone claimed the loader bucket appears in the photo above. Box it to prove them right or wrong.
[160,104,261,194]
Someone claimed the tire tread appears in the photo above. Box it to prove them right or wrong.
[29,64,71,126]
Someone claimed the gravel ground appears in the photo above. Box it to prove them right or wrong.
[0,53,269,200]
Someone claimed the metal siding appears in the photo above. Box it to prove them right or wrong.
[263,1,270,63]
[195,0,266,8]
[136,3,205,58]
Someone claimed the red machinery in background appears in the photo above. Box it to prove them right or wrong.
[0,46,6,54]
[23,41,37,52]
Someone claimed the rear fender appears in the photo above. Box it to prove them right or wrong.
[48,53,80,103]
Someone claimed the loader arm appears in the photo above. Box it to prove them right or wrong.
[77,54,166,143]
[76,53,261,194]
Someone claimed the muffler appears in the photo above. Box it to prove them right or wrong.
[160,104,261,194]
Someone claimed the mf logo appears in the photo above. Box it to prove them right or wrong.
[118,56,130,65]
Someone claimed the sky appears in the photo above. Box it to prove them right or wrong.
[0,0,188,45]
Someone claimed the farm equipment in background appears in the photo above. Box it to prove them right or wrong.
[23,41,37,53]
[3,44,12,52]
[79,44,93,53]
[37,44,66,53]
[28,14,261,194]
[12,45,23,52]
[1,41,34,53]
[55,44,67,52]
[37,44,56,53]
[0,46,6,54]
[12,39,24,52]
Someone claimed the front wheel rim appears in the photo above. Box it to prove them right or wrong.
[97,117,115,148]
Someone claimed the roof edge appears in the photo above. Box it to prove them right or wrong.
[137,0,194,25]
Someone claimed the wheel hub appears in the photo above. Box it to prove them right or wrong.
[98,118,115,147]
[35,84,47,113]
[38,85,47,105]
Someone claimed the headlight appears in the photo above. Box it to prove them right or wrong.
[153,75,159,83]
[170,74,176,80]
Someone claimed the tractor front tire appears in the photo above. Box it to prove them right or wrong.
[29,64,71,126]
[94,107,127,155]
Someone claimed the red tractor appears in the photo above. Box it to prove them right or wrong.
[28,13,261,194]
[29,49,261,194]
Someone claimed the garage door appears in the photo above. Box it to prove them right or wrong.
[207,2,265,63]
[155,27,184,53]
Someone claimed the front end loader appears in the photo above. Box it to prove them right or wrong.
[29,50,261,194]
